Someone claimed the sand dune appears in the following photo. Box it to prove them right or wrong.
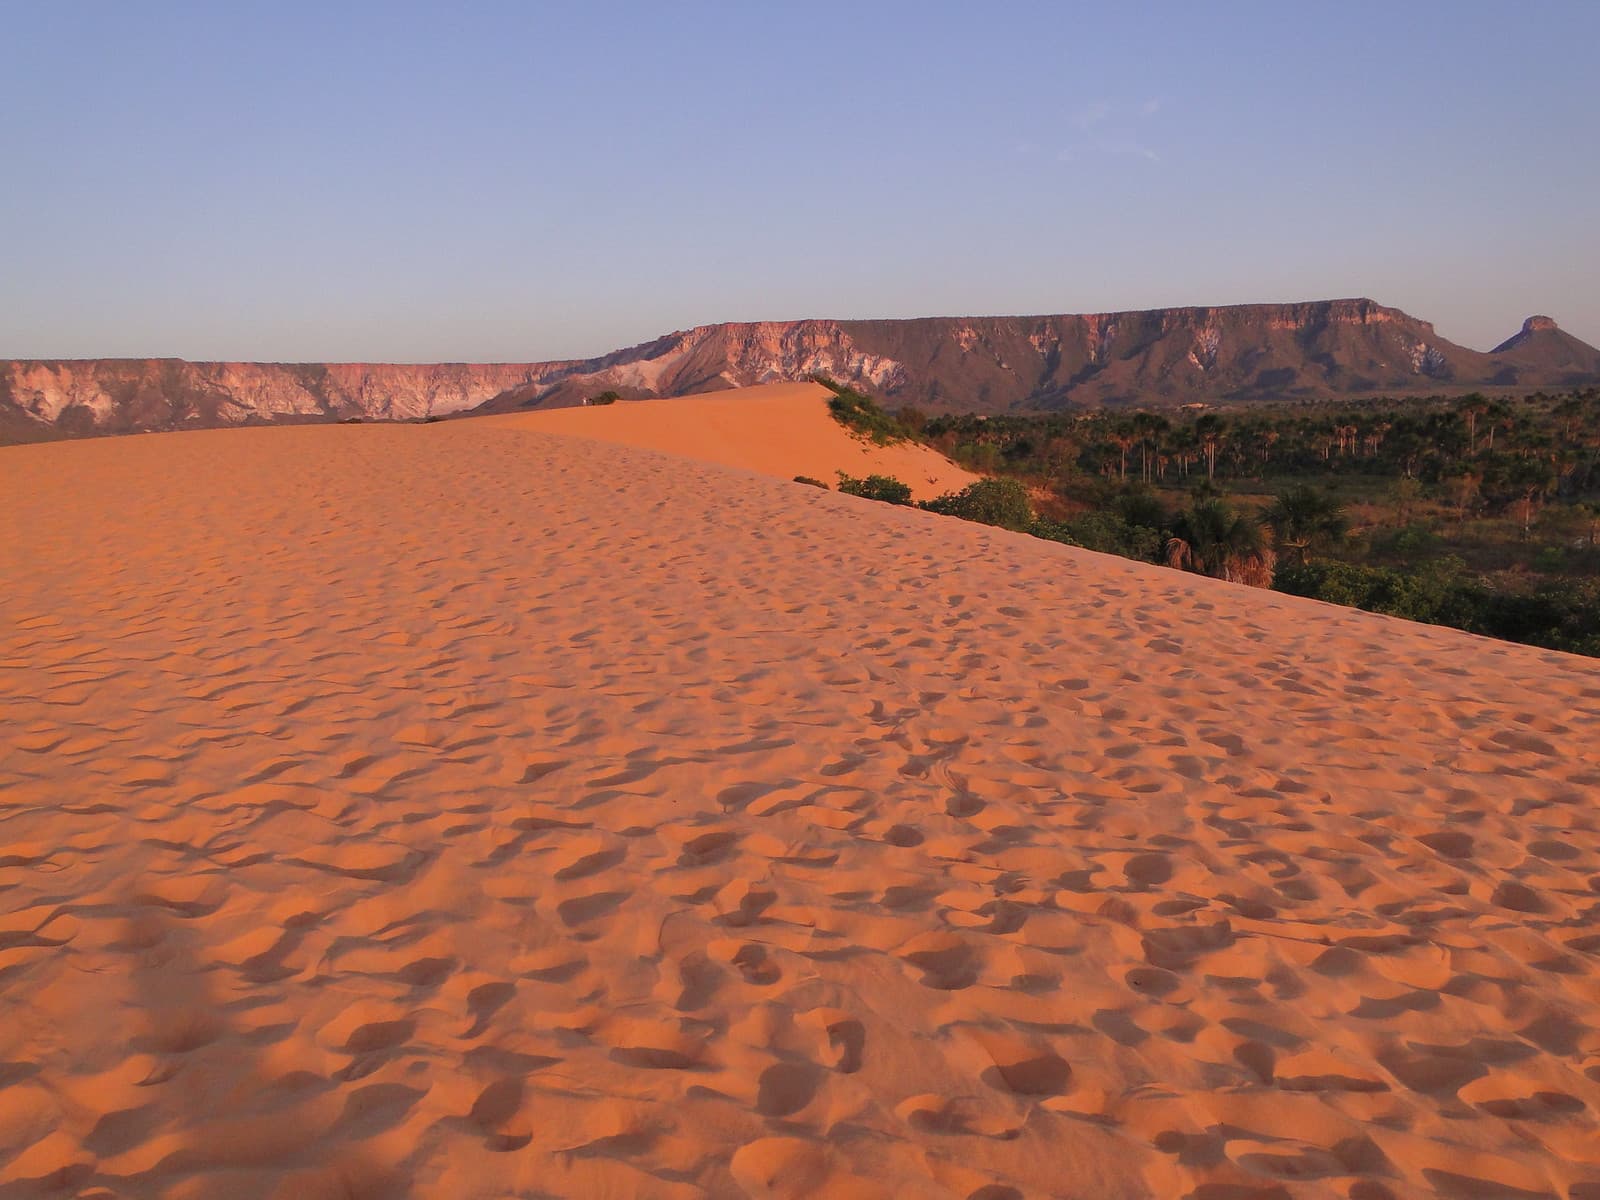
[482,381,978,501]
[3,415,1600,1199]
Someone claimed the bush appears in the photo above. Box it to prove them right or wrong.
[587,391,621,406]
[1274,556,1480,630]
[920,478,1035,531]
[1532,545,1568,574]
[793,475,829,489]
[1028,519,1084,549]
[1478,579,1600,654]
[1324,562,1600,653]
[896,405,928,435]
[1372,523,1441,559]
[813,376,908,445]
[1018,510,1163,561]
[1114,489,1170,532]
[836,473,913,505]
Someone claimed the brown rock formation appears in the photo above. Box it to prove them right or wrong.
[5,299,1598,441]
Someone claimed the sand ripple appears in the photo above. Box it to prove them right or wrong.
[2,419,1599,1198]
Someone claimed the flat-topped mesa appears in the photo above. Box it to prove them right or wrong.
[0,358,558,433]
[1087,297,1416,332]
[5,299,1599,441]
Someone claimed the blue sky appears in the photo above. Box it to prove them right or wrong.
[2,1,1596,361]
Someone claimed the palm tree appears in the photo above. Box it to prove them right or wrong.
[1165,499,1276,587]
[1132,412,1170,483]
[1507,457,1557,538]
[1259,428,1281,466]
[1449,470,1480,526]
[1483,399,1513,451]
[1554,395,1584,445]
[1458,393,1489,454]
[1194,414,1225,482]
[1261,485,1347,565]
[1110,423,1137,482]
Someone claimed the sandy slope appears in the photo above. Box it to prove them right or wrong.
[3,419,1600,1200]
[482,382,978,501]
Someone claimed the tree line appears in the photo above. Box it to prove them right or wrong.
[815,378,1600,657]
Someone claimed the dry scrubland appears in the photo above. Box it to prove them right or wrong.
[3,394,1600,1200]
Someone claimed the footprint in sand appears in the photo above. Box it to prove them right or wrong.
[469,1078,532,1152]
[756,1062,825,1117]
[900,933,983,991]
[731,943,782,986]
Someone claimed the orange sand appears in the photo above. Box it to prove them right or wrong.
[483,382,979,501]
[2,410,1599,1199]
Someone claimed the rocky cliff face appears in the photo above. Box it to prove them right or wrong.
[0,360,565,436]
[6,300,1598,440]
[491,320,909,411]
[493,298,1590,416]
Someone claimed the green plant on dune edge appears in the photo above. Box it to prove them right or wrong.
[836,472,913,505]
[920,478,1036,532]
[812,375,911,445]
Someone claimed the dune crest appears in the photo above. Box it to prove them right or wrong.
[3,420,1599,1198]
[484,381,977,501]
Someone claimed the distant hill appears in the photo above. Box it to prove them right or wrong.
[5,299,1598,441]
[1490,315,1600,380]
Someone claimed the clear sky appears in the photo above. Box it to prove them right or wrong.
[3,1,1596,362]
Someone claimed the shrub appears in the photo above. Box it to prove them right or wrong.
[1027,519,1084,548]
[1274,556,1481,629]
[1019,510,1163,561]
[896,405,928,435]
[1372,523,1441,558]
[793,475,829,489]
[587,391,621,406]
[813,376,908,445]
[1113,489,1170,532]
[1532,545,1568,574]
[836,472,913,505]
[920,478,1035,531]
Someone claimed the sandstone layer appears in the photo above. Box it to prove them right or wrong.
[7,300,1598,440]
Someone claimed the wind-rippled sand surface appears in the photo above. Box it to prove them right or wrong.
[485,381,981,502]
[3,413,1600,1200]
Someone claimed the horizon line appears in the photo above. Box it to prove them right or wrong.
[0,296,1576,365]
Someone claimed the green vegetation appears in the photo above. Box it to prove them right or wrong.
[1276,560,1600,655]
[814,376,910,445]
[920,478,1035,531]
[1164,497,1276,587]
[586,390,621,406]
[836,472,913,505]
[792,475,829,489]
[822,380,1600,656]
[1261,484,1348,564]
